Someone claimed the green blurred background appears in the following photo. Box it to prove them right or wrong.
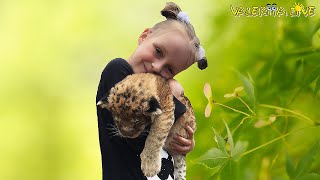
[1,0,320,179]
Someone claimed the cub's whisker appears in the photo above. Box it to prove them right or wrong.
[106,124,121,137]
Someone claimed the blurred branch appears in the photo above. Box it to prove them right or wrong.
[259,104,315,125]
[241,125,319,157]
[284,47,320,58]
[215,102,252,117]
[241,132,291,157]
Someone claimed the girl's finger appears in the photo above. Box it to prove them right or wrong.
[174,135,192,146]
[170,142,190,154]
[185,125,194,138]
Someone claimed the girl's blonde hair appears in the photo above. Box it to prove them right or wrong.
[152,2,208,70]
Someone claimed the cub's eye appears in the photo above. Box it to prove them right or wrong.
[155,47,163,57]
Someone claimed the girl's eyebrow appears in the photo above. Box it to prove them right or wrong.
[163,46,168,56]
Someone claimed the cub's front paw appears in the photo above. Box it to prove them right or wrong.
[140,151,161,177]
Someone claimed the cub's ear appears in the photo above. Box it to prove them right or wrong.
[97,93,109,109]
[145,96,162,116]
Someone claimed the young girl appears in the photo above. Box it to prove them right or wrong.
[96,2,207,180]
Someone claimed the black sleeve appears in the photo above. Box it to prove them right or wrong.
[96,58,136,145]
[96,58,134,104]
[173,96,186,121]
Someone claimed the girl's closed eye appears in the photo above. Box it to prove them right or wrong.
[155,47,163,58]
[167,66,173,75]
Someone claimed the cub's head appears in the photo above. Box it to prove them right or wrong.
[97,85,162,138]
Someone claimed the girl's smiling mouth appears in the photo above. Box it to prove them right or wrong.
[144,64,149,73]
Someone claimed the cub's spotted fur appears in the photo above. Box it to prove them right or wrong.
[97,73,196,180]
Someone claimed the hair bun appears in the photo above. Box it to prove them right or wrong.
[160,2,181,20]
[197,57,208,70]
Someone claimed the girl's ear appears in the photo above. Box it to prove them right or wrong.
[138,28,152,45]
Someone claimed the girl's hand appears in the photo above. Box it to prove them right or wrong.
[169,125,195,155]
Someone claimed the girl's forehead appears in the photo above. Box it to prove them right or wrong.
[155,30,192,53]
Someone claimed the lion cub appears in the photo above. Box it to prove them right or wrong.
[97,73,196,180]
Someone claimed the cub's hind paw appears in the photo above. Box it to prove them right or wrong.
[140,152,161,177]
[173,172,186,180]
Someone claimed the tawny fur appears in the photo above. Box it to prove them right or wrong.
[164,94,196,180]
[98,73,196,180]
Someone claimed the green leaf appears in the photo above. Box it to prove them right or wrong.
[234,70,256,107]
[213,128,227,154]
[298,173,320,180]
[286,153,296,179]
[312,18,320,35]
[314,77,320,97]
[209,165,223,177]
[302,65,320,87]
[312,20,320,48]
[223,120,234,152]
[194,148,229,169]
[231,141,248,161]
[312,29,320,48]
[295,141,320,178]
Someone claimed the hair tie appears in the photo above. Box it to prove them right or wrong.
[177,12,190,23]
[198,46,205,61]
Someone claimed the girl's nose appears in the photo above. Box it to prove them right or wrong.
[151,61,165,75]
